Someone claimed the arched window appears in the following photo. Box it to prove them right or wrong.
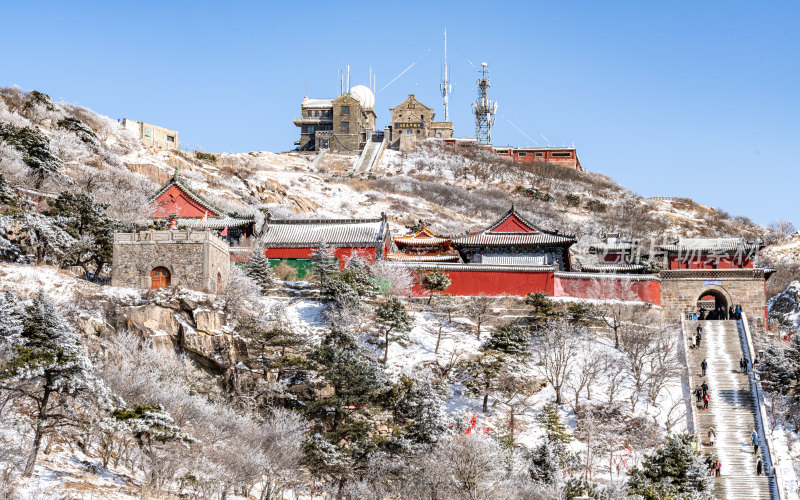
[216,272,222,295]
[150,267,171,289]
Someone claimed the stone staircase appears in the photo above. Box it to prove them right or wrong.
[352,134,385,174]
[685,320,777,500]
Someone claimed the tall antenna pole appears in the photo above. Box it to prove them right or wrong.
[471,62,497,144]
[440,28,452,122]
[346,65,350,93]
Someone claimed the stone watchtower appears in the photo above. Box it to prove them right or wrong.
[112,230,230,294]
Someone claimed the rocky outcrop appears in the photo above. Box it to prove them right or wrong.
[769,280,800,328]
[119,291,245,374]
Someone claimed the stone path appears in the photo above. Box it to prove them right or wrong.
[686,320,776,500]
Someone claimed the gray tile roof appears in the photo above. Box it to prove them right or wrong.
[453,206,576,247]
[581,263,647,273]
[658,237,762,253]
[260,217,388,247]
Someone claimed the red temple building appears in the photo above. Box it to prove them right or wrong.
[149,172,255,244]
[452,206,576,270]
[259,214,391,278]
[584,233,646,273]
[658,237,763,270]
[385,223,460,263]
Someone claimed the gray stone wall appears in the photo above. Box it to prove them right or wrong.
[112,230,229,294]
[659,270,767,330]
[332,94,363,152]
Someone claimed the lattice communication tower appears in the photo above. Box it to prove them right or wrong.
[472,62,497,144]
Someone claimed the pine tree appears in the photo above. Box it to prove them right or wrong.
[375,298,414,363]
[246,252,274,293]
[526,438,563,485]
[0,290,22,342]
[422,269,451,304]
[525,292,564,327]
[0,290,107,476]
[758,341,793,395]
[458,351,508,413]
[0,123,63,188]
[0,173,17,206]
[482,323,530,357]
[310,241,338,284]
[45,191,120,279]
[783,333,800,391]
[626,434,712,499]
[536,402,572,445]
[390,375,447,445]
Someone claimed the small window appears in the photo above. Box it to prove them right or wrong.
[321,138,329,149]
[406,129,412,134]
[144,128,152,137]
[166,135,175,142]
[307,110,312,117]
[314,110,319,117]
[436,132,442,137]
[534,152,543,157]
[341,122,349,131]
[518,152,527,157]
[421,114,424,119]
[341,106,350,115]
[551,152,572,158]
[416,129,420,134]
[308,125,315,133]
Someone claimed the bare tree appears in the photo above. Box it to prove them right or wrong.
[466,295,493,340]
[531,321,581,406]
[568,340,606,410]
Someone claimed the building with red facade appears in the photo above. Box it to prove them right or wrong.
[149,173,255,244]
[658,237,763,270]
[452,206,576,271]
[433,137,582,170]
[259,215,391,278]
[385,223,460,263]
[584,233,646,273]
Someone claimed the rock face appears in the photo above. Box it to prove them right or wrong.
[119,292,243,374]
[768,280,800,327]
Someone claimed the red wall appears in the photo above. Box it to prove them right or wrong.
[667,256,753,270]
[264,247,377,270]
[411,269,555,297]
[151,185,220,218]
[553,276,661,305]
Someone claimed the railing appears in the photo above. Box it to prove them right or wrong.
[740,312,784,500]
[679,315,700,438]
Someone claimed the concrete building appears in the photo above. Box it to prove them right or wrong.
[122,119,179,151]
[293,85,377,152]
[386,94,454,152]
[112,230,230,294]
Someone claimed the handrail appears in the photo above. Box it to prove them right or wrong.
[679,315,699,438]
[740,312,783,500]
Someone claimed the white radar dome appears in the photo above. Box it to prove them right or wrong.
[349,84,375,108]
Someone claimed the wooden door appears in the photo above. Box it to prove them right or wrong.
[150,267,170,289]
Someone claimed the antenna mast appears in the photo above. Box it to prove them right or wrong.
[440,28,452,122]
[472,62,497,145]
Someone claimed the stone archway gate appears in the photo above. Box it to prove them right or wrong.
[659,268,768,331]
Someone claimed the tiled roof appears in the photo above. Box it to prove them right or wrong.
[555,271,660,282]
[150,174,228,218]
[390,263,556,272]
[453,206,576,247]
[581,263,647,273]
[177,216,254,230]
[480,255,551,266]
[260,217,388,247]
[394,225,452,246]
[658,237,762,253]
[454,233,576,246]
[385,252,461,262]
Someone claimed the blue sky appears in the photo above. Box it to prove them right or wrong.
[1,1,797,226]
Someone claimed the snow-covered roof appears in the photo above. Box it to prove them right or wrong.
[385,252,460,263]
[453,206,575,247]
[177,216,254,230]
[581,263,647,273]
[658,237,762,253]
[260,217,389,248]
[302,98,333,108]
[394,225,452,246]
